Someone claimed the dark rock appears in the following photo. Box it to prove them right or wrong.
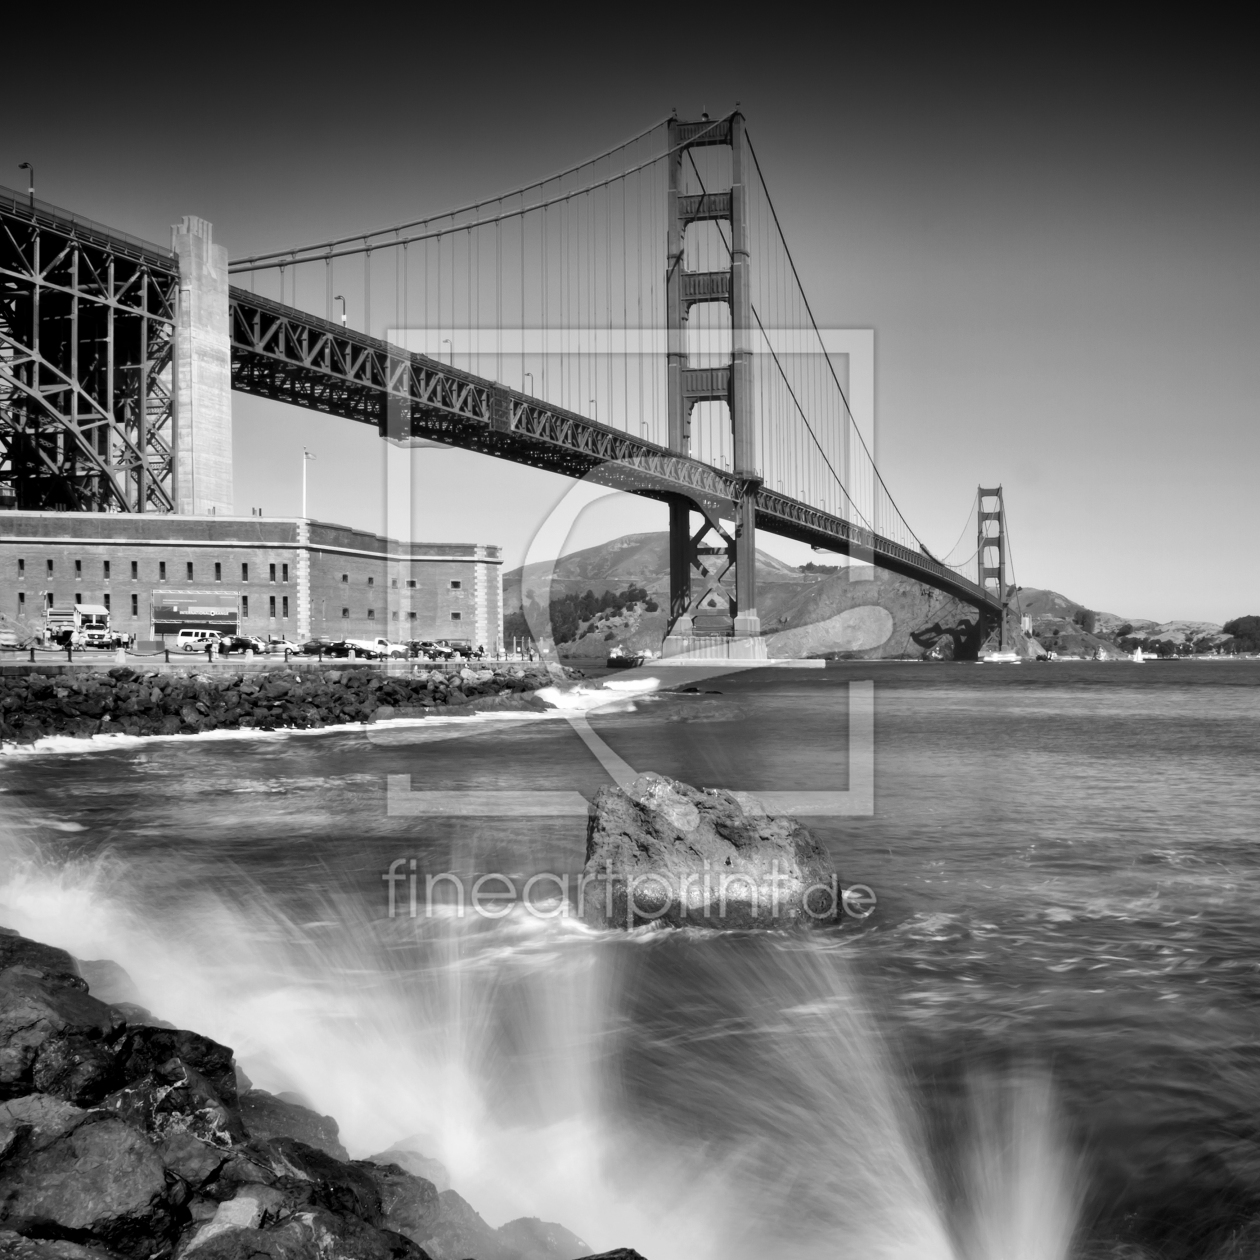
[583,1252,649,1260]
[238,1089,348,1160]
[362,1162,440,1247]
[177,1200,430,1259]
[497,1215,593,1259]
[0,1101,172,1255]
[582,772,841,929]
[0,938,84,991]
[0,965,126,1106]
[0,1228,126,1257]
[247,1136,383,1225]
[121,1027,238,1110]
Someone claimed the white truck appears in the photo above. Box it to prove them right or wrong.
[343,636,410,660]
[45,604,113,648]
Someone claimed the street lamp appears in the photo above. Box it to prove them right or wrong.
[441,338,452,365]
[334,295,347,327]
[302,448,316,518]
[17,163,33,208]
[524,371,534,395]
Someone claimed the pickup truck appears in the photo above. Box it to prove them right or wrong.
[342,637,410,660]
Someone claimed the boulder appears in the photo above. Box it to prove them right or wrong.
[497,1215,593,1259]
[362,1162,441,1246]
[238,1089,348,1160]
[0,963,127,1105]
[0,1104,172,1254]
[0,1229,126,1257]
[582,772,841,929]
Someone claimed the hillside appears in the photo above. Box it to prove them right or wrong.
[504,532,997,661]
[503,536,1246,661]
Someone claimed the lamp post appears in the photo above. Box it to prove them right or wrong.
[302,448,316,518]
[441,338,452,366]
[334,295,347,327]
[17,163,33,208]
[524,371,533,395]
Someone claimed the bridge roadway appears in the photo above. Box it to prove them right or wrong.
[230,289,1000,614]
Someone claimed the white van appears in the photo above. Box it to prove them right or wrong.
[175,629,221,653]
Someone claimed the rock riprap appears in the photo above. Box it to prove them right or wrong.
[0,927,636,1258]
[582,772,842,929]
[0,664,577,744]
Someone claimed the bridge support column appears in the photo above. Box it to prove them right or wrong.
[730,113,759,639]
[977,486,1008,650]
[173,216,233,515]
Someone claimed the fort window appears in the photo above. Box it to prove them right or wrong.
[269,595,276,618]
[75,559,82,577]
[341,608,349,618]
[282,564,289,583]
[406,579,416,589]
[341,574,348,584]
[367,577,374,586]
[103,561,110,579]
[269,564,276,583]
[74,593,81,605]
[450,611,462,621]
[214,563,222,582]
[47,559,54,576]
[407,611,417,621]
[391,578,398,588]
[130,594,138,617]
[17,559,23,576]
[159,562,166,581]
[17,592,24,611]
[450,580,462,590]
[367,608,375,620]
[103,594,111,611]
[45,593,53,608]
[242,596,249,618]
[131,561,138,580]
[186,562,194,581]
[241,563,249,582]
[282,596,289,618]
[391,611,398,620]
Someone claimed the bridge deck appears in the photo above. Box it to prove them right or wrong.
[229,288,1001,613]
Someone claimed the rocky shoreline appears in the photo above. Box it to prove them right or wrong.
[0,927,644,1259]
[0,665,581,746]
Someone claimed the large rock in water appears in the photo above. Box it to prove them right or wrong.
[582,773,841,929]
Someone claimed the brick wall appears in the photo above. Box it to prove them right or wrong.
[0,513,503,648]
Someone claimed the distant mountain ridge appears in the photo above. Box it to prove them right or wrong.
[501,533,1243,659]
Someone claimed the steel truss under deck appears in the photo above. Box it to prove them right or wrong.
[0,190,177,512]
[230,288,1002,615]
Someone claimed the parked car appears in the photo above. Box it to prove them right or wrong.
[264,638,301,655]
[411,640,454,660]
[175,629,222,653]
[298,638,335,656]
[219,634,268,654]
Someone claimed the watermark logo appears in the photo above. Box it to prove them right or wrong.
[381,859,877,924]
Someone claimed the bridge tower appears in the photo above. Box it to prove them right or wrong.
[664,112,761,650]
[977,486,1007,648]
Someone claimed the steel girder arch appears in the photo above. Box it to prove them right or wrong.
[0,329,173,511]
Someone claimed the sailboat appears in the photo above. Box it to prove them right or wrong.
[1132,646,1145,663]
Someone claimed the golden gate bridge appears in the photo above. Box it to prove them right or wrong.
[0,110,1012,654]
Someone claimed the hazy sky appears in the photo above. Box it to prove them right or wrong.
[5,17,1256,623]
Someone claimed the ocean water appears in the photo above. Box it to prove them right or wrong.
[2,660,1259,1259]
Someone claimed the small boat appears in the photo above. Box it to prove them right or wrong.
[980,650,1021,664]
[1132,646,1145,663]
[606,646,645,669]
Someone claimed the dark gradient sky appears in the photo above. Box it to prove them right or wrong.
[5,15,1257,622]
